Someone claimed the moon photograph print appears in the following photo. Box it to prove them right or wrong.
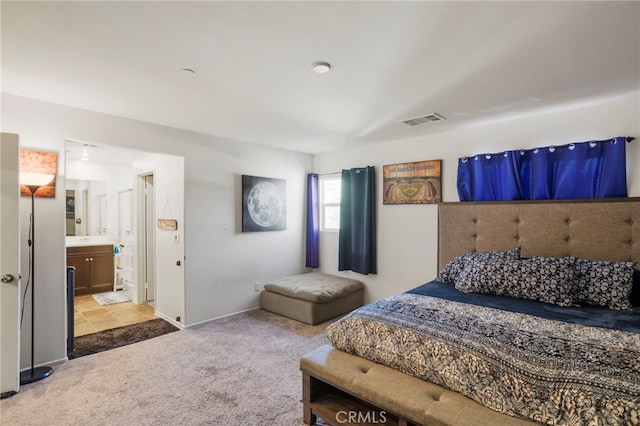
[242,175,286,232]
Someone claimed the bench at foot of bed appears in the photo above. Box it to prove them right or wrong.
[300,345,534,426]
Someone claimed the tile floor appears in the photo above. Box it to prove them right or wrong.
[74,294,157,337]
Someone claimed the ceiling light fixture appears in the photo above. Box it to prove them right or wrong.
[311,61,331,74]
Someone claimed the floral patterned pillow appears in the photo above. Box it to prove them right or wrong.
[574,259,636,310]
[455,256,576,307]
[438,247,521,284]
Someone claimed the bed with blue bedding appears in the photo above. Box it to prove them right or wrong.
[309,199,640,426]
[327,280,640,425]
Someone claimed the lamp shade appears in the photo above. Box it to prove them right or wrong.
[20,172,55,188]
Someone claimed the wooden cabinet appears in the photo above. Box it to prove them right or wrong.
[67,244,114,296]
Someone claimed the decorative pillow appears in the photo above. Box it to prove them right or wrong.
[455,256,576,307]
[573,259,636,310]
[438,247,521,284]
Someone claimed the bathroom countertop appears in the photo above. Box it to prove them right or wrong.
[66,238,115,248]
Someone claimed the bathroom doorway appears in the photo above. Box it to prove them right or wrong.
[65,140,185,342]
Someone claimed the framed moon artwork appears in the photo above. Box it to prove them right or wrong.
[241,175,287,232]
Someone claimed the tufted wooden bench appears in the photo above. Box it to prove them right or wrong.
[259,272,363,325]
[300,345,534,426]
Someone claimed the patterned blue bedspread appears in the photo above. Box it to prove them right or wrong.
[326,285,640,425]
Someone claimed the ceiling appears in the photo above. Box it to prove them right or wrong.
[2,1,639,155]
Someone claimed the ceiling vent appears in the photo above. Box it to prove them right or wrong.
[402,113,445,126]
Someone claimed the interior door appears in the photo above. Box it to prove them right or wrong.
[1,133,21,397]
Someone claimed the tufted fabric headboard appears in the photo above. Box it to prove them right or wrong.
[438,198,640,271]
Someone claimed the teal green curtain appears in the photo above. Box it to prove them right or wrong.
[338,166,377,275]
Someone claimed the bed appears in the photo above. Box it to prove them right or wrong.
[301,198,640,426]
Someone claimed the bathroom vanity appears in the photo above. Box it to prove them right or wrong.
[66,242,114,296]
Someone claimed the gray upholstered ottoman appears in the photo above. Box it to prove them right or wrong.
[259,272,364,325]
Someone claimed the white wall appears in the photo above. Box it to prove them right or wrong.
[179,140,310,325]
[2,93,312,367]
[313,91,640,304]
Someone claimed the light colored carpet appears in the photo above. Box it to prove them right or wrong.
[92,290,132,306]
[1,309,331,425]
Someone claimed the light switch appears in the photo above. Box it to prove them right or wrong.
[173,233,180,243]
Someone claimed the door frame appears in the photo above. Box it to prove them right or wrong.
[136,172,156,304]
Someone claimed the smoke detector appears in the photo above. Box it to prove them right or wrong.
[311,61,331,74]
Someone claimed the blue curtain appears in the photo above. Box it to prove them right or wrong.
[458,137,630,201]
[305,173,319,268]
[457,151,523,201]
[338,166,377,275]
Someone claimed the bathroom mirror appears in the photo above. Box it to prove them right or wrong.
[66,179,107,236]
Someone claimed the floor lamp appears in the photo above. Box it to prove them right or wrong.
[19,173,55,385]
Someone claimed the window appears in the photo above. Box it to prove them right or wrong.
[320,174,341,231]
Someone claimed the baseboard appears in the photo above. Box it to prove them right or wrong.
[184,306,260,329]
[153,311,185,330]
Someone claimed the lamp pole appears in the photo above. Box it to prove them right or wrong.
[19,184,53,385]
